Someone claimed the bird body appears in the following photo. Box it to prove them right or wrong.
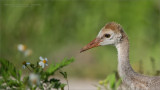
[80,22,160,90]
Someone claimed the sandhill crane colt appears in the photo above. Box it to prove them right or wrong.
[80,22,160,90]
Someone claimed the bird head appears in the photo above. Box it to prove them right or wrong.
[80,22,126,53]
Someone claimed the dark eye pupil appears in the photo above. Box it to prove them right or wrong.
[105,34,110,38]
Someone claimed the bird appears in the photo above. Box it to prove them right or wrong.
[80,22,160,90]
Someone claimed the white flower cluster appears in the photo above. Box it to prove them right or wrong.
[29,73,40,86]
[39,56,48,68]
[17,44,32,57]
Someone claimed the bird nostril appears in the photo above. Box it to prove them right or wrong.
[90,43,93,45]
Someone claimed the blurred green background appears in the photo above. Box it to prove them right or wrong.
[0,0,160,79]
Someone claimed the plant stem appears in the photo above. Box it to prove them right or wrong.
[26,66,32,72]
[66,78,69,90]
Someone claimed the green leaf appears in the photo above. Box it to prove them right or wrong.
[60,83,66,90]
[18,70,22,81]
[49,78,60,83]
[108,73,116,89]
[49,78,66,89]
[53,82,61,89]
[30,64,35,69]
[0,58,21,80]
[102,73,116,89]
[116,78,122,89]
[0,79,4,85]
[47,58,74,75]
[60,71,67,79]
[7,80,20,87]
[0,58,23,88]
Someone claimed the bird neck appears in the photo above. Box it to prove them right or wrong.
[115,36,135,82]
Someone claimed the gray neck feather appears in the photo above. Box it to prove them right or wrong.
[115,36,135,84]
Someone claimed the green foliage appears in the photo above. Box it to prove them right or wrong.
[47,58,74,75]
[0,0,160,78]
[0,58,22,88]
[60,71,67,79]
[0,58,74,89]
[97,72,121,90]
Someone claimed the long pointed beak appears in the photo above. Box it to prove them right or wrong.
[80,38,102,53]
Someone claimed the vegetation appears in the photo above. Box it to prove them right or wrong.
[97,57,160,90]
[0,57,74,89]
[97,72,121,90]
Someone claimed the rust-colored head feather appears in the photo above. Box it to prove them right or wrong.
[104,22,123,33]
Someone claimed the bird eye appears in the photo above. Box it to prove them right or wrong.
[104,34,111,38]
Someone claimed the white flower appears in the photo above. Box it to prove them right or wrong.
[29,73,40,86]
[39,56,48,68]
[24,49,32,57]
[22,61,30,69]
[17,44,27,52]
